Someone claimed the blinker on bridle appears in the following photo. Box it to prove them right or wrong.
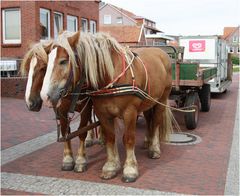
[59,54,85,99]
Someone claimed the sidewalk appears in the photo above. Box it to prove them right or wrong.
[1,74,239,195]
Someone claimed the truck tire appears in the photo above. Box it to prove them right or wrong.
[199,84,211,112]
[184,92,200,130]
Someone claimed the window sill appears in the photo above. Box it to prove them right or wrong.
[2,43,22,48]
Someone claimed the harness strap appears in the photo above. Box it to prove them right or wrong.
[68,74,86,113]
[136,56,149,93]
[54,108,70,142]
[104,51,135,89]
[86,85,146,100]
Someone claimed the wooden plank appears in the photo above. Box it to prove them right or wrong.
[175,63,180,90]
[172,80,203,86]
[172,63,199,80]
[58,121,101,142]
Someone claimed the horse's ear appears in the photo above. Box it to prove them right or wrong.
[44,42,52,54]
[68,31,80,47]
[58,29,64,35]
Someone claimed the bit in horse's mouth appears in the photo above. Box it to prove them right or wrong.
[43,97,62,109]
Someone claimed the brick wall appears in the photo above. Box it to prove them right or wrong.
[1,1,37,59]
[1,77,27,99]
[1,1,100,59]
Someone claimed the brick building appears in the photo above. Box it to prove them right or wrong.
[1,1,100,77]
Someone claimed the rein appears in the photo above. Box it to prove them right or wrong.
[54,59,88,142]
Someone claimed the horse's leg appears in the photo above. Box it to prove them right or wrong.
[98,126,105,145]
[74,105,92,173]
[122,108,139,183]
[143,109,153,149]
[147,105,161,159]
[60,118,75,171]
[85,129,94,147]
[148,87,172,159]
[99,118,120,180]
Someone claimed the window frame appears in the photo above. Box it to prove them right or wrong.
[116,16,123,24]
[232,36,237,42]
[40,8,51,41]
[81,18,88,32]
[103,15,111,24]
[54,11,63,38]
[67,15,78,32]
[2,8,21,44]
[90,20,96,34]
[229,47,234,53]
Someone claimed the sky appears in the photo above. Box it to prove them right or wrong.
[102,0,239,36]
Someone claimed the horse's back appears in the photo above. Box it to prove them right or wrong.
[133,47,171,74]
[132,47,172,88]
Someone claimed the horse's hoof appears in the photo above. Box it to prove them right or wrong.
[121,175,138,183]
[62,163,74,171]
[74,164,87,173]
[100,170,118,180]
[85,140,94,147]
[148,151,160,159]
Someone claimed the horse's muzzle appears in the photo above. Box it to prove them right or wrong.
[44,88,64,108]
[27,97,43,112]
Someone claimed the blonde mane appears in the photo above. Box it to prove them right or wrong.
[21,41,52,76]
[54,31,126,89]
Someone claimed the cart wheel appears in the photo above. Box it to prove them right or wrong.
[184,92,200,130]
[199,84,211,112]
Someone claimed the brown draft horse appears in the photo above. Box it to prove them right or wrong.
[40,31,174,182]
[21,38,98,172]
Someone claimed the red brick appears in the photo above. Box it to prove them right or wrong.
[1,1,99,59]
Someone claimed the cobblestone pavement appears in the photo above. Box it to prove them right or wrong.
[1,74,239,195]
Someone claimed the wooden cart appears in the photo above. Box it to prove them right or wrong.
[132,45,217,129]
[165,46,217,129]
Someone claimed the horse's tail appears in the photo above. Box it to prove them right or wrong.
[159,103,178,142]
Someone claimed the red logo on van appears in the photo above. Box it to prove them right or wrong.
[189,40,205,52]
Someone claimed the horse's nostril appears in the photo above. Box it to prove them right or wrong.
[46,94,51,101]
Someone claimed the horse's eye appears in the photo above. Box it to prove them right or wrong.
[59,59,68,66]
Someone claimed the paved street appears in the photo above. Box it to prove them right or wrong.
[1,73,239,195]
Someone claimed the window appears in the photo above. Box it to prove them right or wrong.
[232,36,237,42]
[54,12,63,38]
[2,8,21,44]
[116,17,123,24]
[81,18,88,32]
[40,8,50,40]
[67,15,78,32]
[104,15,111,24]
[90,20,96,34]
[229,47,234,53]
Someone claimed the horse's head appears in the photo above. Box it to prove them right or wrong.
[40,32,80,108]
[21,42,52,111]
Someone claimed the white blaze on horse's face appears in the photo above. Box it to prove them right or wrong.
[40,47,57,104]
[25,56,37,108]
